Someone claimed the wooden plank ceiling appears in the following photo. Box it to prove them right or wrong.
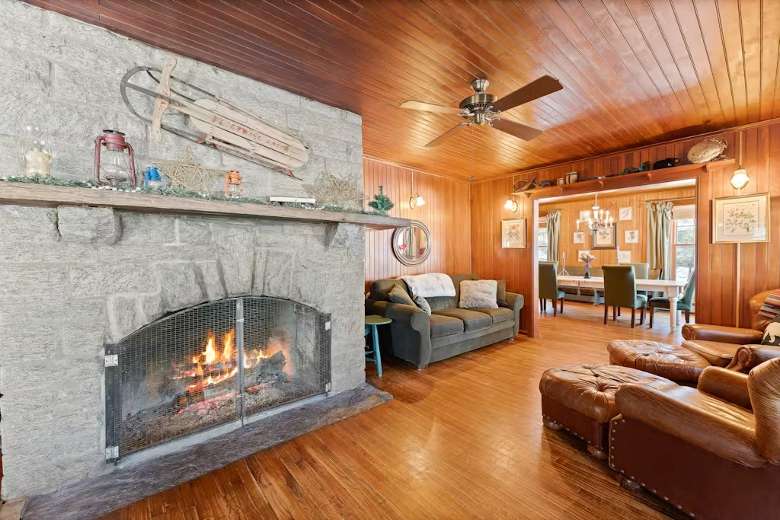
[26,0,780,180]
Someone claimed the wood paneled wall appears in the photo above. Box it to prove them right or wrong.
[472,119,780,335]
[540,186,695,268]
[364,158,471,289]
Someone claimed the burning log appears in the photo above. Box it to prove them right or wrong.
[253,350,287,384]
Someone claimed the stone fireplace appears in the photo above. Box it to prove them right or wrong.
[0,204,369,499]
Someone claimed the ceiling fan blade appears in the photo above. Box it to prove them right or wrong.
[492,75,563,112]
[400,100,460,114]
[425,123,466,147]
[492,119,544,141]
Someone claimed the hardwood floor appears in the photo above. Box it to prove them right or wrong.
[104,302,686,519]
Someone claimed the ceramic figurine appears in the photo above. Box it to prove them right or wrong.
[224,169,242,198]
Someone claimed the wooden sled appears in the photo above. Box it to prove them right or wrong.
[120,59,309,180]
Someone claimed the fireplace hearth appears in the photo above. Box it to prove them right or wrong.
[105,296,331,461]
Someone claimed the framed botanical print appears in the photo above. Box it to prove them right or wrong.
[624,229,639,244]
[573,231,585,244]
[619,207,633,221]
[617,250,631,263]
[591,223,617,249]
[712,193,770,244]
[502,218,527,248]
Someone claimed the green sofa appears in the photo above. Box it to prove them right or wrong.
[365,274,524,369]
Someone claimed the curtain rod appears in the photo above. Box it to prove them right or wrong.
[644,196,696,204]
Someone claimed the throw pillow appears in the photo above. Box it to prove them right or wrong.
[387,284,416,307]
[414,294,432,315]
[761,320,780,346]
[459,280,498,309]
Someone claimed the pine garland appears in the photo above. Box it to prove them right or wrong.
[0,175,371,215]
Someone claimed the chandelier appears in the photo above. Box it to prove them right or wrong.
[576,193,613,232]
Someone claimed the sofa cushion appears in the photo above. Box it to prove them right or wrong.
[432,308,492,331]
[459,280,499,309]
[683,339,740,367]
[370,279,409,301]
[429,314,464,338]
[472,307,513,324]
[414,294,431,315]
[387,284,415,306]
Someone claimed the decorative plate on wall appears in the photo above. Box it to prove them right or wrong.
[687,138,727,164]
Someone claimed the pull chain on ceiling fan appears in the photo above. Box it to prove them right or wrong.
[400,75,563,147]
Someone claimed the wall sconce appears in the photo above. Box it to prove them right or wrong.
[730,168,750,190]
[730,132,750,190]
[409,171,426,209]
[504,174,519,212]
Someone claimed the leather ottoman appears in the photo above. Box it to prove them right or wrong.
[539,365,676,459]
[607,339,710,384]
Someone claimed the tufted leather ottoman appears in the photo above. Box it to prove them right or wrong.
[539,365,676,458]
[607,339,710,384]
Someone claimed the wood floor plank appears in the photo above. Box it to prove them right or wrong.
[102,302,687,519]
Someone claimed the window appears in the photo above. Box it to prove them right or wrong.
[672,205,695,284]
[537,226,548,261]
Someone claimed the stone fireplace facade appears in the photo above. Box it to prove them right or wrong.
[0,0,369,500]
[0,205,366,497]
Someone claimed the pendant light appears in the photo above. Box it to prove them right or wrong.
[409,171,426,209]
[504,174,519,212]
[730,132,750,190]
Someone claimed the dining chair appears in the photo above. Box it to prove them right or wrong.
[602,265,647,328]
[629,262,650,300]
[649,270,696,328]
[539,261,565,316]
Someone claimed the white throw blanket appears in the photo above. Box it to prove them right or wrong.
[401,273,456,298]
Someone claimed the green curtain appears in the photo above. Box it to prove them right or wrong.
[647,201,673,280]
[546,210,561,263]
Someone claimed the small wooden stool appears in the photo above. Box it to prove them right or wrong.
[364,314,391,377]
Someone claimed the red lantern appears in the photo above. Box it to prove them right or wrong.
[94,130,137,188]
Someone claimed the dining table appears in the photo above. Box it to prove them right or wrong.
[556,275,689,328]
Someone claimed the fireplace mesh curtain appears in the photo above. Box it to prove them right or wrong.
[105,296,331,461]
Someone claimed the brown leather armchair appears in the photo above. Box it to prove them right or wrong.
[680,290,772,367]
[609,359,780,519]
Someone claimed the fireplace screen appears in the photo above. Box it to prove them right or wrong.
[105,296,331,461]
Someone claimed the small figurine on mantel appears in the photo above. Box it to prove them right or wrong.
[21,126,53,177]
[368,185,394,215]
[224,169,242,199]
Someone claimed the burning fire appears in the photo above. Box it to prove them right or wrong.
[177,329,294,397]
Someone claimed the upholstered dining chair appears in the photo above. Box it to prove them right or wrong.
[539,261,565,316]
[649,270,696,328]
[602,265,647,327]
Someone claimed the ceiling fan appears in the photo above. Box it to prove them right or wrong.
[400,75,563,147]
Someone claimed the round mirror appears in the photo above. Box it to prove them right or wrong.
[392,221,431,266]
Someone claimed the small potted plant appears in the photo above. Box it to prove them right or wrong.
[579,251,596,279]
[368,185,394,215]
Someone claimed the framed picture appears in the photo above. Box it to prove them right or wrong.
[591,223,617,249]
[579,210,591,221]
[624,229,639,244]
[577,250,591,263]
[573,231,585,244]
[617,250,631,263]
[619,207,633,221]
[712,193,770,244]
[501,218,527,248]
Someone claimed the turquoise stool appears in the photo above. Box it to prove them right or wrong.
[364,314,391,377]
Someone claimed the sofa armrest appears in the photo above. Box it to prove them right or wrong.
[726,344,780,373]
[698,367,751,409]
[366,300,432,369]
[616,384,763,467]
[502,291,524,335]
[682,323,763,344]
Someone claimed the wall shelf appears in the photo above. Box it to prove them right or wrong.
[0,183,412,230]
[513,158,736,199]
